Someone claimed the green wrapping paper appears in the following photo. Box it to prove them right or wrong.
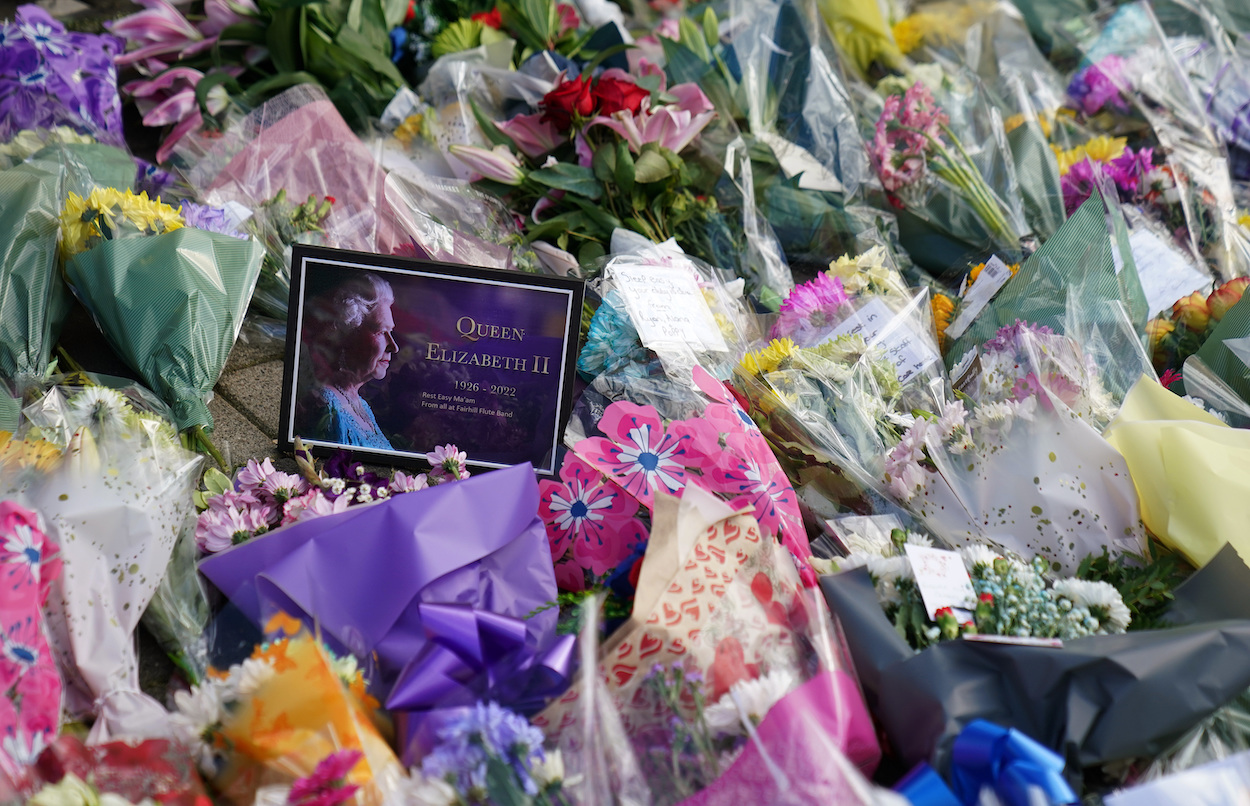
[1190,292,1250,405]
[27,143,137,199]
[63,228,264,431]
[0,161,72,431]
[945,191,1149,365]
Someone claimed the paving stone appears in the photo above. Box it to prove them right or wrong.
[215,360,285,440]
[224,320,288,374]
[208,393,278,468]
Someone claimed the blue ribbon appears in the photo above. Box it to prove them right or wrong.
[896,720,1076,806]
[385,603,576,764]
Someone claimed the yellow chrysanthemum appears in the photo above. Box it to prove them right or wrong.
[1005,111,1054,138]
[739,339,796,376]
[393,112,425,146]
[1237,210,1250,231]
[0,432,63,474]
[892,15,926,54]
[59,188,185,257]
[1082,135,1127,164]
[966,261,1020,287]
[931,292,955,351]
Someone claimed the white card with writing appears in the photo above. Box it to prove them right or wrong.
[1123,228,1212,316]
[903,544,978,619]
[946,255,1013,340]
[827,297,941,384]
[610,261,729,353]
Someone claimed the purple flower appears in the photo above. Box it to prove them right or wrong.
[234,458,278,492]
[0,6,125,146]
[135,158,179,198]
[1060,157,1100,215]
[323,452,387,490]
[983,320,1055,356]
[769,272,850,345]
[426,444,470,483]
[1105,146,1154,196]
[260,470,307,504]
[195,499,270,553]
[180,201,248,239]
[422,702,546,797]
[389,470,429,493]
[1067,56,1130,116]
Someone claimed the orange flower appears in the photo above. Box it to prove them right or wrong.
[1208,277,1250,322]
[931,293,955,352]
[1172,290,1211,333]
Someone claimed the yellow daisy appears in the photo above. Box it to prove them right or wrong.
[931,292,955,351]
[892,15,926,55]
[1082,135,1127,164]
[739,339,796,376]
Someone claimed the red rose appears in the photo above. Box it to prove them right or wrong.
[592,76,650,117]
[540,75,595,130]
[471,7,502,28]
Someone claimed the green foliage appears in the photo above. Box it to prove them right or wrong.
[1077,540,1194,631]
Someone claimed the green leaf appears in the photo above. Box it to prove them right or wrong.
[530,164,603,199]
[702,7,719,49]
[568,195,621,233]
[266,6,305,74]
[204,467,233,496]
[470,98,519,150]
[527,211,590,241]
[335,26,405,85]
[217,22,269,45]
[579,42,634,78]
[579,240,606,264]
[678,16,710,62]
[194,71,242,116]
[241,71,324,106]
[614,139,635,196]
[591,141,617,183]
[633,149,672,183]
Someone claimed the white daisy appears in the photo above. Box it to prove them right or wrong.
[703,668,798,735]
[171,679,226,773]
[67,386,128,431]
[960,544,1002,572]
[229,656,276,699]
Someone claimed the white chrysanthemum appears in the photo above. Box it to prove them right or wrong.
[935,400,967,440]
[67,386,128,431]
[977,351,1019,400]
[329,651,359,685]
[703,668,799,735]
[960,544,1002,571]
[531,749,567,787]
[404,771,458,806]
[970,401,1018,436]
[808,557,838,576]
[1052,579,1131,632]
[229,656,276,699]
[170,679,226,773]
[837,554,871,572]
[903,531,933,548]
[866,554,911,584]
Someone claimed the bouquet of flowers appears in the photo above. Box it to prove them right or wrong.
[868,77,1028,267]
[1145,277,1250,381]
[169,628,401,804]
[13,734,211,806]
[0,380,201,742]
[195,442,470,555]
[834,526,1131,651]
[58,186,263,465]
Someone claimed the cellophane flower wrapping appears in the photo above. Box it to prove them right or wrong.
[178,627,401,806]
[172,84,401,318]
[535,485,880,805]
[1062,2,1249,281]
[18,734,211,806]
[887,322,1147,573]
[61,204,263,433]
[0,6,126,148]
[732,248,947,516]
[0,380,202,741]
[0,502,61,778]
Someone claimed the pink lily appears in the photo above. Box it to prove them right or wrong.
[588,87,717,155]
[201,0,260,38]
[447,144,526,184]
[125,66,237,163]
[107,0,216,74]
[530,241,580,276]
[497,112,562,159]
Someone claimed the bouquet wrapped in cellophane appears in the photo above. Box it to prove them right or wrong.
[0,378,201,742]
[535,485,887,805]
[58,185,263,465]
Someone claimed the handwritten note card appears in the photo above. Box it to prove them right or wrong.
[828,297,941,384]
[611,262,729,353]
[903,544,978,619]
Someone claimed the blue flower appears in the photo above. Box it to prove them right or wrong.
[422,702,546,797]
[578,291,650,380]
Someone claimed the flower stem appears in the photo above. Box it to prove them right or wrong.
[189,425,228,470]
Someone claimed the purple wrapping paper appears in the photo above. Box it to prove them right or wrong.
[199,463,557,687]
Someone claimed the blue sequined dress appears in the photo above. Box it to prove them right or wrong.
[311,386,394,450]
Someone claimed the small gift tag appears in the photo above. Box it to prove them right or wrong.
[828,297,940,383]
[903,544,978,619]
[610,261,729,353]
[946,256,1012,341]
[963,634,1064,648]
[1117,227,1211,316]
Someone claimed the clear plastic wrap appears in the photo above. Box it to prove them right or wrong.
[172,85,400,318]
[535,485,887,806]
[0,379,203,742]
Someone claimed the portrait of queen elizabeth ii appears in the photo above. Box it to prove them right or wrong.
[294,272,399,450]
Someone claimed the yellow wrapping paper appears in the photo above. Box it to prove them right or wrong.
[215,634,402,806]
[816,0,904,78]
[1103,375,1250,567]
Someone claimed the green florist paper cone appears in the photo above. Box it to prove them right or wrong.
[1191,292,1250,405]
[27,143,137,198]
[0,161,73,399]
[63,228,263,432]
[945,191,1149,364]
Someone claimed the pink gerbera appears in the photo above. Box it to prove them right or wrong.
[769,273,850,345]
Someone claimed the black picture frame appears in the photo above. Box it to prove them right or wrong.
[279,244,584,475]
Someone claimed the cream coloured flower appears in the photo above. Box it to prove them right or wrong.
[703,668,799,735]
[1052,579,1131,632]
[960,544,1002,572]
